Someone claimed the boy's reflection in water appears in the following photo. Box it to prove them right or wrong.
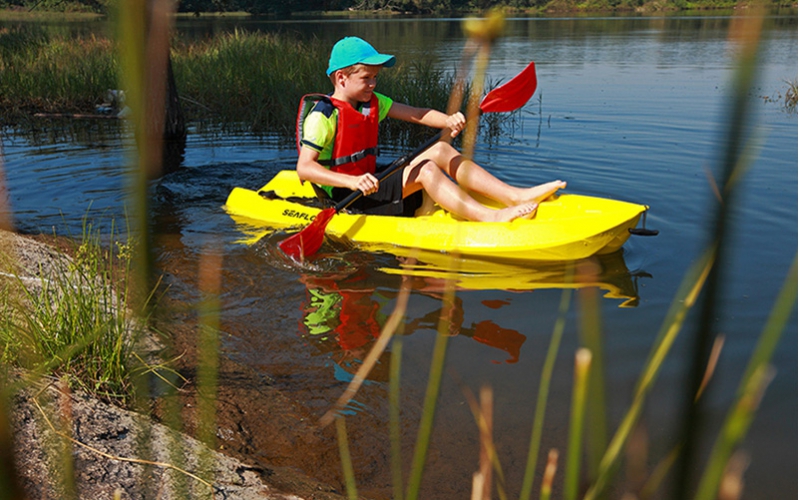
[299,266,526,383]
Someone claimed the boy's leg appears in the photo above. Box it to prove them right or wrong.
[401,161,537,223]
[415,142,566,206]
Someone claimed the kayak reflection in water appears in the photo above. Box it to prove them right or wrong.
[299,268,527,383]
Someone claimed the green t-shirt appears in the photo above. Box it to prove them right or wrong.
[301,92,393,163]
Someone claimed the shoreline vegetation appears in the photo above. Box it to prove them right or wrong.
[0,11,797,143]
[0,25,512,145]
[0,0,797,15]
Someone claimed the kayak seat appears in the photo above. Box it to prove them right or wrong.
[310,183,337,208]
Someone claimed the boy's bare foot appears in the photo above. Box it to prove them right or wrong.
[512,180,567,205]
[490,202,538,222]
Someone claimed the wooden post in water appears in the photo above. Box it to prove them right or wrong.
[161,56,186,175]
[142,0,186,178]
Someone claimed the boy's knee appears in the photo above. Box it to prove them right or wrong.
[429,141,457,160]
[416,160,441,182]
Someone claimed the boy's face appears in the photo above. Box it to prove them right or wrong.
[337,65,381,103]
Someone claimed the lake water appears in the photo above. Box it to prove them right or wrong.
[1,12,797,499]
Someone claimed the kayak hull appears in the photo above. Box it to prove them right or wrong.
[225,170,647,262]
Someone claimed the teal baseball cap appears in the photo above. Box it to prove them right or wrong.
[326,37,396,76]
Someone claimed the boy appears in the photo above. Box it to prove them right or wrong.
[297,36,566,222]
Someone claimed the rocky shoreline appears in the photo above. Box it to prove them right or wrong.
[2,229,349,500]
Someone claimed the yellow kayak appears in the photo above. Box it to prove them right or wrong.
[225,170,648,262]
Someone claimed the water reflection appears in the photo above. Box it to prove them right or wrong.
[379,248,646,307]
[293,248,646,387]
[298,264,529,385]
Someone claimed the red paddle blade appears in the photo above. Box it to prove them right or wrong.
[479,62,537,114]
[278,208,336,260]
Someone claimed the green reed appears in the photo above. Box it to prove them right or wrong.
[336,416,359,500]
[1,25,495,147]
[564,349,591,500]
[171,29,329,135]
[519,284,571,500]
[785,78,798,110]
[0,27,118,120]
[695,256,797,500]
[172,29,457,142]
[0,218,145,403]
[404,283,456,500]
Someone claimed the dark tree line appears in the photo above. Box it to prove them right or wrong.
[1,0,785,15]
[176,0,504,16]
[0,0,557,15]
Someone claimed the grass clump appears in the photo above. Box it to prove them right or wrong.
[0,26,118,121]
[172,29,458,143]
[1,27,498,147]
[171,29,330,136]
[784,78,797,110]
[0,220,149,404]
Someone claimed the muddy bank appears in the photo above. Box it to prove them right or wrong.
[1,229,350,499]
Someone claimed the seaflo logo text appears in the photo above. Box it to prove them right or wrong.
[282,209,316,222]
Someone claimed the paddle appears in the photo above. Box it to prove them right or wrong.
[279,61,538,260]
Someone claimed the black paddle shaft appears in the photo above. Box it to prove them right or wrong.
[333,129,446,213]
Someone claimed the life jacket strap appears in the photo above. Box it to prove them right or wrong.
[318,147,379,167]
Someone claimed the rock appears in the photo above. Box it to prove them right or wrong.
[11,380,301,499]
[1,230,343,500]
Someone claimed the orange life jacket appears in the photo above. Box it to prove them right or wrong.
[296,93,380,176]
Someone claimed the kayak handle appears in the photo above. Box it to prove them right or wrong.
[629,210,659,236]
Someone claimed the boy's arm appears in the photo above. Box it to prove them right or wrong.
[387,102,465,138]
[297,147,380,195]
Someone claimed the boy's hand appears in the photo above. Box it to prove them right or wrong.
[351,173,379,195]
[445,112,467,137]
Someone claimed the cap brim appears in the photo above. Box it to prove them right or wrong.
[360,54,396,68]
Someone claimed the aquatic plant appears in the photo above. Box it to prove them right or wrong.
[784,78,797,110]
[0,218,147,403]
[0,27,118,121]
[0,26,511,148]
[172,28,473,144]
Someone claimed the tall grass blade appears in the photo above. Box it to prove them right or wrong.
[405,282,456,500]
[577,271,608,483]
[676,10,765,497]
[695,335,725,401]
[584,248,715,500]
[0,375,25,500]
[564,348,592,500]
[519,284,573,500]
[336,417,359,500]
[463,384,507,500]
[55,379,78,499]
[118,0,158,494]
[736,256,797,394]
[478,386,494,500]
[694,366,774,500]
[390,336,404,500]
[540,449,559,500]
[197,248,221,486]
[693,256,797,500]
[640,444,681,499]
